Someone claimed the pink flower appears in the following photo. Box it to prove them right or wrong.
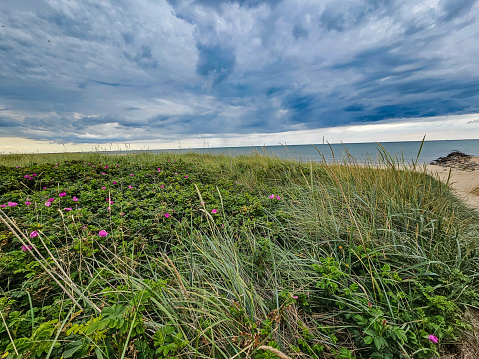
[30,231,38,238]
[116,165,119,167]
[104,165,108,169]
[107,206,111,211]
[32,174,36,177]
[59,192,66,197]
[16,166,20,168]
[25,201,32,205]
[212,209,218,214]
[201,201,205,205]
[98,230,108,237]
[43,187,47,190]
[128,185,133,189]
[112,181,117,184]
[185,175,188,178]
[102,187,106,190]
[428,335,439,344]
[64,207,72,212]
[160,185,165,188]
[101,172,106,175]
[8,202,18,207]
[24,175,29,178]
[0,204,6,208]
[164,213,170,218]
[45,201,51,207]
[269,194,275,199]
[292,295,298,299]
[130,174,134,177]
[368,302,372,308]
[72,196,78,202]
[48,198,55,202]
[276,196,281,200]
[22,245,33,252]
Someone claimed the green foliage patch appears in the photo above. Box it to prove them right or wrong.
[0,151,478,358]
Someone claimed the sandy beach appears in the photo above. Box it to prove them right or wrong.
[426,156,479,211]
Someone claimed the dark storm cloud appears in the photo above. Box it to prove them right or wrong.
[0,0,479,144]
[196,44,236,85]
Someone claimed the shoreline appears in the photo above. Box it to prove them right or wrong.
[426,156,479,211]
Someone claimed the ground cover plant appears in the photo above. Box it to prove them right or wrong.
[0,150,478,359]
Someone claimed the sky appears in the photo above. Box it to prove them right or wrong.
[1,0,479,153]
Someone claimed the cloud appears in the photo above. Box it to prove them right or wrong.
[0,0,478,149]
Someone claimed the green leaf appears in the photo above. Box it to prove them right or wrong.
[62,340,83,358]
[374,336,387,350]
[364,336,373,345]
[95,347,104,359]
[85,319,103,335]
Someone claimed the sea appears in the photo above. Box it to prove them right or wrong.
[134,139,479,165]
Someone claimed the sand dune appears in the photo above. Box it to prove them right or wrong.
[426,157,479,211]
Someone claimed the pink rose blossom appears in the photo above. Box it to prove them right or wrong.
[22,245,33,252]
[43,187,47,190]
[64,207,72,212]
[45,201,51,207]
[160,185,165,188]
[112,181,117,184]
[59,192,66,197]
[212,209,218,214]
[0,204,6,208]
[98,230,108,237]
[276,195,281,200]
[101,172,106,175]
[428,335,439,344]
[24,175,29,178]
[30,231,38,238]
[269,194,275,199]
[48,198,55,202]
[8,202,18,207]
[72,196,78,202]
[164,213,170,218]
[104,165,108,169]
[128,185,133,189]
[130,174,134,177]
[25,201,32,205]
[102,187,106,190]
[292,295,298,299]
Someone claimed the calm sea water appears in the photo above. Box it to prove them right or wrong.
[144,139,479,164]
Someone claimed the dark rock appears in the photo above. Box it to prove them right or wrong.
[430,151,478,171]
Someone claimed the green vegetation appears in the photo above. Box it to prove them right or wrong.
[0,150,478,359]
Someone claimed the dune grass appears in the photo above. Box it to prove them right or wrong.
[0,150,478,359]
